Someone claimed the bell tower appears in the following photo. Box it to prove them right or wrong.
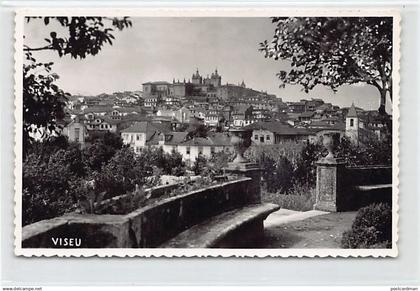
[345,103,359,145]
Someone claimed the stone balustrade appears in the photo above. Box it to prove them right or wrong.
[22,177,256,248]
[314,161,392,212]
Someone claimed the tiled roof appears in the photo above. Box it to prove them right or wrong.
[180,137,214,146]
[102,116,123,125]
[164,132,189,145]
[347,103,358,118]
[113,107,145,113]
[244,121,310,136]
[120,121,148,133]
[166,133,232,147]
[308,121,345,131]
[299,111,315,118]
[120,121,171,134]
[82,106,114,113]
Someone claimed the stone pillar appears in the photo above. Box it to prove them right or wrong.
[224,162,262,204]
[224,127,262,204]
[313,157,346,212]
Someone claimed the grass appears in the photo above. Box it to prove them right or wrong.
[261,185,315,212]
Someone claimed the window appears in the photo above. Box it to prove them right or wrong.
[210,146,215,154]
[350,118,354,127]
[74,128,80,142]
[254,135,258,140]
[186,147,190,155]
[136,134,140,141]
[266,135,270,141]
[260,136,265,143]
[198,146,203,155]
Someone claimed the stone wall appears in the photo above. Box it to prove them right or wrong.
[22,177,255,248]
[315,163,392,212]
[343,165,392,210]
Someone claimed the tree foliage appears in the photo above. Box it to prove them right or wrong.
[24,17,132,58]
[22,147,85,225]
[82,132,123,172]
[22,134,189,224]
[23,59,68,146]
[341,203,392,248]
[192,154,208,176]
[23,17,132,146]
[260,17,393,114]
[255,153,294,193]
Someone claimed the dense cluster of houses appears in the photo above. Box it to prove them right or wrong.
[62,69,388,164]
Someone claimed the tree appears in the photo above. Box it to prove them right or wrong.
[260,17,393,115]
[24,17,132,58]
[294,142,324,186]
[82,137,121,172]
[23,17,132,146]
[192,154,208,176]
[93,147,142,198]
[273,156,294,193]
[166,149,187,176]
[22,149,83,225]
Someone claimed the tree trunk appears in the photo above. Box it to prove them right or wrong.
[378,88,387,116]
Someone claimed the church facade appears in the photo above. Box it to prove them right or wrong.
[142,69,273,107]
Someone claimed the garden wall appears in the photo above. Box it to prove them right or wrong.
[315,163,392,212]
[22,177,255,248]
[343,165,392,210]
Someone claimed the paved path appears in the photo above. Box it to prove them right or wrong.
[264,209,329,228]
[259,209,357,248]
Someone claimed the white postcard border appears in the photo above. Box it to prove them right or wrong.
[14,7,400,258]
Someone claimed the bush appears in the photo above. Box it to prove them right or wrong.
[293,142,324,186]
[22,150,83,225]
[208,150,235,175]
[341,203,392,248]
[254,153,294,193]
[262,182,315,211]
[136,147,186,177]
[191,154,207,175]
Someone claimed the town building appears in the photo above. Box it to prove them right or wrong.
[120,121,172,153]
[245,121,311,145]
[159,132,233,165]
[344,103,383,146]
[62,116,88,148]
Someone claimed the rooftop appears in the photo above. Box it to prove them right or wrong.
[142,81,171,85]
[244,121,310,136]
[347,103,358,118]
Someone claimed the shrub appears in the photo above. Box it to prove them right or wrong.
[191,154,208,176]
[22,150,82,225]
[341,203,392,248]
[255,153,294,193]
[136,147,186,177]
[293,142,324,186]
[92,147,144,198]
[208,150,235,175]
[262,182,315,211]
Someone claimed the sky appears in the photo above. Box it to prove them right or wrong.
[24,17,391,111]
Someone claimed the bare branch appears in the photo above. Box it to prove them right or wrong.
[24,44,53,52]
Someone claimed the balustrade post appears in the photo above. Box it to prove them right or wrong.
[223,128,262,204]
[313,134,346,212]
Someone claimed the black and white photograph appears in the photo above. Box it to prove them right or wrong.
[14,9,399,257]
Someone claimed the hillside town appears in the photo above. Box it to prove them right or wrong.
[61,69,387,165]
[20,15,396,257]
